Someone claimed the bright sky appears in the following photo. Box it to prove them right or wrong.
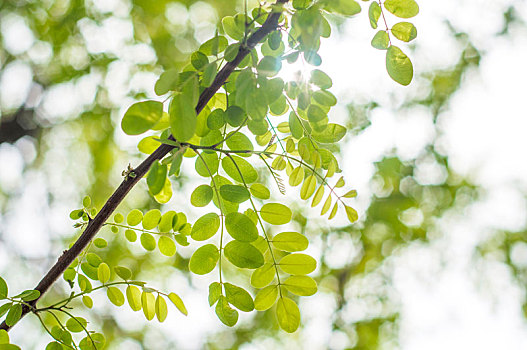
[1,0,527,349]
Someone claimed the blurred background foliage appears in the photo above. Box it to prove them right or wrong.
[0,0,525,349]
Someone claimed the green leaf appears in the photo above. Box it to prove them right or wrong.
[154,69,179,95]
[276,297,300,333]
[191,51,209,70]
[126,285,142,311]
[225,106,245,127]
[272,232,309,252]
[78,274,92,292]
[0,303,11,320]
[0,329,8,344]
[307,104,327,123]
[155,294,168,322]
[65,317,87,333]
[5,304,22,327]
[344,205,359,223]
[300,175,317,200]
[224,241,264,269]
[208,282,222,306]
[93,238,107,248]
[107,287,125,306]
[224,283,254,312]
[191,185,214,207]
[202,62,217,87]
[371,30,390,50]
[225,212,258,242]
[222,16,244,40]
[369,2,382,29]
[215,295,239,327]
[141,291,156,321]
[310,69,332,89]
[190,213,220,241]
[199,35,228,56]
[226,132,253,154]
[97,263,110,284]
[312,90,337,106]
[250,183,270,199]
[157,236,176,256]
[19,289,40,302]
[142,209,162,230]
[257,56,282,77]
[140,232,156,251]
[82,295,93,309]
[189,244,219,275]
[251,263,275,288]
[391,22,417,42]
[221,156,258,183]
[283,275,318,296]
[254,285,278,311]
[323,0,361,16]
[260,203,292,225]
[121,101,163,135]
[207,109,225,130]
[147,162,167,195]
[384,0,419,18]
[169,76,198,142]
[126,209,143,226]
[158,211,176,232]
[312,123,347,143]
[168,292,188,316]
[289,166,304,187]
[386,45,413,86]
[279,253,317,275]
[125,229,137,242]
[220,185,250,203]
[79,333,105,350]
[195,151,220,177]
[169,151,184,177]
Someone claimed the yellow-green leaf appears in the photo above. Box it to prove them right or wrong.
[168,292,188,316]
[121,101,163,135]
[189,244,219,275]
[155,294,168,322]
[107,287,125,306]
[260,203,292,225]
[97,263,110,284]
[141,291,156,321]
[279,253,317,275]
[158,236,177,256]
[190,213,220,241]
[251,263,276,288]
[283,275,317,296]
[126,285,142,312]
[384,0,419,18]
[254,285,278,311]
[386,45,413,86]
[276,297,300,333]
[300,175,317,200]
[272,232,309,252]
[391,22,417,42]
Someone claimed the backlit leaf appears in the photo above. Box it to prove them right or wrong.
[386,46,414,85]
[141,292,156,321]
[224,283,254,312]
[158,236,177,256]
[272,232,309,252]
[391,22,417,42]
[283,275,317,296]
[189,244,219,275]
[251,263,276,288]
[260,203,292,225]
[215,295,239,326]
[126,285,142,311]
[276,297,300,333]
[224,241,264,269]
[155,294,168,322]
[107,287,125,306]
[121,101,163,135]
[168,292,188,316]
[279,253,317,275]
[191,185,214,207]
[384,0,419,18]
[254,285,278,311]
[225,212,258,242]
[190,213,220,241]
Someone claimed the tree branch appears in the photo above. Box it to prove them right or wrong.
[0,0,288,331]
